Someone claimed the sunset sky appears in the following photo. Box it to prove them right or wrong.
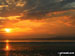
[0,0,75,40]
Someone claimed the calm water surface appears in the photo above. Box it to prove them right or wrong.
[0,40,75,56]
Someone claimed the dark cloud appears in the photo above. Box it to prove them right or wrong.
[19,0,75,19]
[0,0,75,17]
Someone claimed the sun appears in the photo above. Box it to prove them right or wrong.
[4,28,11,33]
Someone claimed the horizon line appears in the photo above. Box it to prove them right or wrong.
[0,40,75,42]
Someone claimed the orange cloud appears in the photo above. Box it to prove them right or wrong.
[0,10,75,38]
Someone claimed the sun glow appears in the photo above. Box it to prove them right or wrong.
[6,40,9,42]
[4,28,11,33]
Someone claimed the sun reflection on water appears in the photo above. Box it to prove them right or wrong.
[5,40,10,51]
[5,40,10,56]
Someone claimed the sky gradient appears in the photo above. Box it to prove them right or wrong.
[0,0,75,40]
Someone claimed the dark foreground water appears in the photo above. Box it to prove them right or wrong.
[0,42,75,56]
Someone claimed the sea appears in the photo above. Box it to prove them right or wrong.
[0,40,75,56]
